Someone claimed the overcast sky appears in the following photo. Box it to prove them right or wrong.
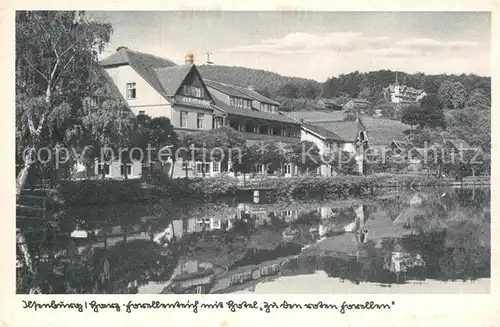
[90,11,491,82]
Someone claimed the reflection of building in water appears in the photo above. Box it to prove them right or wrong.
[236,203,301,225]
[317,204,365,237]
[72,224,153,252]
[384,252,426,273]
[165,259,218,294]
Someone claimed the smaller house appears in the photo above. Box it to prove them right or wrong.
[383,81,426,104]
[342,98,372,113]
[300,123,346,176]
[317,98,344,111]
[445,139,472,153]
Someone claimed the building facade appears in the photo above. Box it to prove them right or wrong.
[99,48,301,179]
[383,81,426,104]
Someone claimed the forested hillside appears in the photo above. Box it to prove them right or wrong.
[322,70,491,103]
[198,65,322,99]
[199,64,491,155]
[198,65,491,113]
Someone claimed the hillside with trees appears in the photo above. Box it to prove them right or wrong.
[198,65,491,115]
[197,65,322,100]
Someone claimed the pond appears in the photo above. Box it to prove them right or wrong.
[19,186,490,294]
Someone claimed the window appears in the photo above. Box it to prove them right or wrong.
[213,162,220,172]
[121,110,130,119]
[214,117,223,129]
[98,164,110,175]
[138,110,145,116]
[183,85,203,98]
[182,162,189,171]
[84,97,98,107]
[284,164,292,175]
[180,111,188,128]
[196,162,210,174]
[121,164,132,176]
[255,164,264,174]
[212,220,221,229]
[126,83,136,99]
[197,113,204,129]
[230,97,252,109]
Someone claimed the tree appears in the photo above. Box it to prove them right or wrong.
[16,11,112,194]
[209,127,247,174]
[301,82,321,99]
[135,116,178,178]
[438,80,467,109]
[418,94,446,129]
[465,89,490,110]
[250,141,290,174]
[373,99,398,120]
[80,99,133,179]
[290,141,321,174]
[325,151,358,175]
[400,105,421,130]
[278,83,300,98]
[446,106,491,154]
[232,145,257,184]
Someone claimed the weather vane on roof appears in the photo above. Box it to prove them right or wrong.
[204,51,214,65]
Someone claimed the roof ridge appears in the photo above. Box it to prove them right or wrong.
[125,48,178,65]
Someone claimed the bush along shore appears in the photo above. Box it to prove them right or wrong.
[48,173,490,207]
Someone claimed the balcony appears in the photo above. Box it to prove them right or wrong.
[239,131,300,144]
[174,95,212,109]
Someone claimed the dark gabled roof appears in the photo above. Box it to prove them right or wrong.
[205,80,254,100]
[391,140,408,150]
[287,111,346,122]
[232,86,281,106]
[344,98,372,107]
[100,48,178,100]
[99,69,128,103]
[302,123,345,142]
[212,96,298,125]
[100,48,213,103]
[283,111,408,145]
[154,64,195,97]
[320,98,339,105]
[447,139,471,150]
[92,67,132,114]
[359,117,408,145]
[205,80,280,106]
[312,121,361,142]
[99,48,177,68]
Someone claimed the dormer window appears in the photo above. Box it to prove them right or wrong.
[83,96,98,108]
[261,103,276,112]
[183,85,203,98]
[230,97,251,109]
[126,83,136,99]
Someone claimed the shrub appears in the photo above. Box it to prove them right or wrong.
[57,179,164,206]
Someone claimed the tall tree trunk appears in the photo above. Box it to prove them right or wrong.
[16,147,36,195]
[104,230,108,251]
[170,159,175,178]
[123,224,128,243]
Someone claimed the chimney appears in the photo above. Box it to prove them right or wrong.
[184,52,194,65]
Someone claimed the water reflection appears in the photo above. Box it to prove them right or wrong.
[21,187,489,294]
